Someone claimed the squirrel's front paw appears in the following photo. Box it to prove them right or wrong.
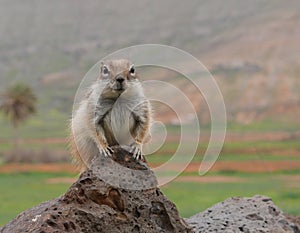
[130,142,143,160]
[99,146,114,157]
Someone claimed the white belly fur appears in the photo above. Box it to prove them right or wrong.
[105,100,136,146]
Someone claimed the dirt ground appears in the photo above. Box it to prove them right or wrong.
[0,163,78,174]
[151,160,300,173]
[174,176,244,183]
[0,132,299,184]
[1,160,300,174]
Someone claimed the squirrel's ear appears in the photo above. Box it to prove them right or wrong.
[98,62,104,80]
[98,62,110,80]
[99,62,105,72]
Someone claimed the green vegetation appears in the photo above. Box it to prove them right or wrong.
[162,173,300,217]
[0,132,299,164]
[0,105,299,226]
[0,172,75,226]
[0,128,299,226]
[227,120,300,133]
[0,83,37,128]
[0,83,37,149]
[0,170,299,226]
[0,111,69,140]
[146,138,300,165]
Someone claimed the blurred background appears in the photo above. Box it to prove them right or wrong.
[0,0,299,226]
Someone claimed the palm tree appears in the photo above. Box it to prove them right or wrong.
[0,83,37,149]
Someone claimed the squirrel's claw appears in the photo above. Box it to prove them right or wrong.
[99,146,114,157]
[130,143,143,160]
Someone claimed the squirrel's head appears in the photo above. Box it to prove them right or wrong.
[99,59,139,94]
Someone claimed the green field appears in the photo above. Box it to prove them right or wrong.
[1,135,300,164]
[164,170,300,217]
[0,121,300,227]
[0,169,299,227]
[0,172,74,226]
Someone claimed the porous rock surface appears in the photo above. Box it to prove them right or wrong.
[186,195,300,233]
[0,147,191,233]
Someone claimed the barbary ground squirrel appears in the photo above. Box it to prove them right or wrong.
[70,59,151,170]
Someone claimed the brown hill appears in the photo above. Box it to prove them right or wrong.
[0,0,299,127]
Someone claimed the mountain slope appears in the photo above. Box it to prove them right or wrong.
[0,0,299,131]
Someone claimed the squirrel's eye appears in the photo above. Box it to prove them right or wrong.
[102,66,109,76]
[129,65,135,75]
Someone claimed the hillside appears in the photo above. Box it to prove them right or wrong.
[0,0,299,135]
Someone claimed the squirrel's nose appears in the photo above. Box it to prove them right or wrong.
[116,76,125,83]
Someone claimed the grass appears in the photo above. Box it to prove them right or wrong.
[0,120,299,226]
[0,170,299,226]
[0,135,298,165]
[162,175,300,217]
[0,111,70,139]
[0,172,75,226]
[222,140,300,150]
[227,119,300,133]
[146,139,300,165]
[166,168,300,217]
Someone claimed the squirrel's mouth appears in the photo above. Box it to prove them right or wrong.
[113,82,126,92]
